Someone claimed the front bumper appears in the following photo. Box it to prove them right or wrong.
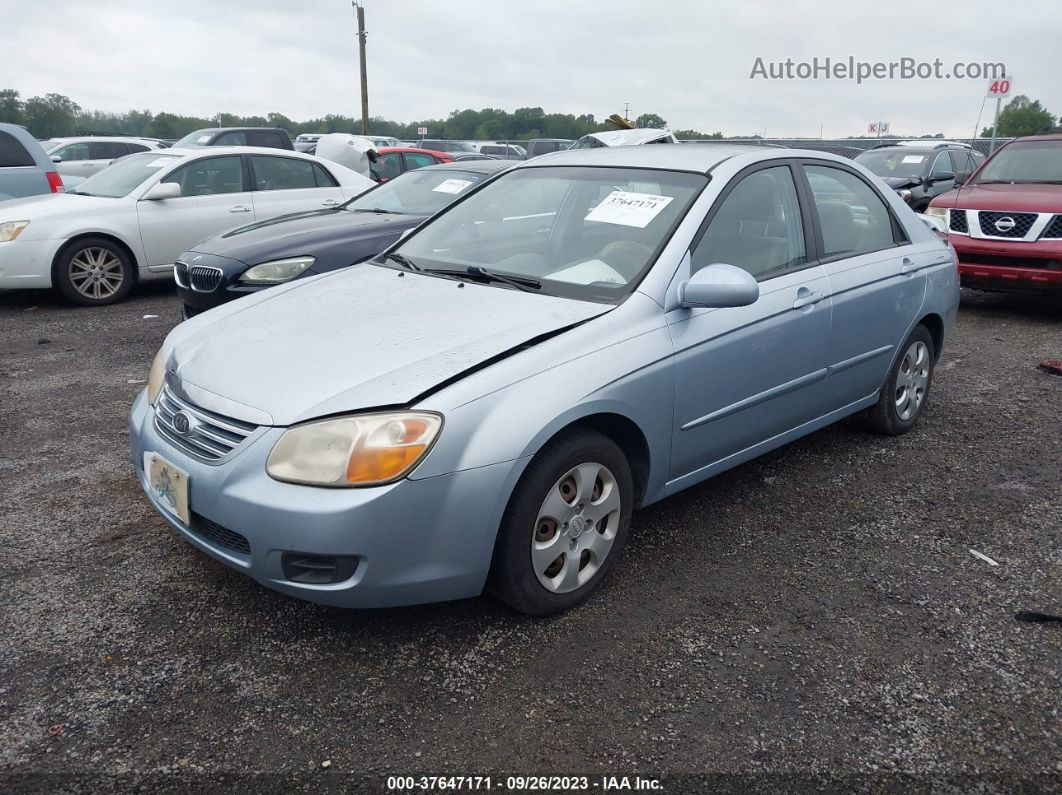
[129,390,524,608]
[0,237,62,290]
[951,234,1062,294]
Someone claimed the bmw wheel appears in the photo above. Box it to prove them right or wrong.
[488,429,633,615]
[867,324,936,435]
[55,237,133,306]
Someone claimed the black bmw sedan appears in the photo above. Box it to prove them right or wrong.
[175,160,510,318]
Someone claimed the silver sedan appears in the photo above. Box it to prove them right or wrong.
[130,143,959,614]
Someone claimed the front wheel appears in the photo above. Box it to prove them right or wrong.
[866,325,936,435]
[488,429,634,615]
[55,237,133,306]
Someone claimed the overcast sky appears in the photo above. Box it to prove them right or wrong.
[6,0,1061,137]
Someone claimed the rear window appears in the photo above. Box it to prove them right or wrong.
[0,131,35,168]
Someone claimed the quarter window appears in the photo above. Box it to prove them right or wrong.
[311,162,338,187]
[167,156,245,196]
[691,166,806,280]
[250,156,318,191]
[804,165,899,257]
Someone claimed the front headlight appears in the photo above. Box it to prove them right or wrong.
[925,206,948,220]
[147,349,166,405]
[266,411,443,487]
[239,256,315,284]
[0,221,29,242]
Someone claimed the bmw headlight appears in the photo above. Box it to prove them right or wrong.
[0,221,29,242]
[266,412,443,487]
[239,256,315,284]
[147,348,166,405]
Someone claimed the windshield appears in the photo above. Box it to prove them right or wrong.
[345,168,492,215]
[389,166,707,302]
[974,140,1062,184]
[72,153,180,197]
[173,130,216,148]
[570,136,606,150]
[855,150,929,179]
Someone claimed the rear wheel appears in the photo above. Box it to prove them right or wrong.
[55,237,133,306]
[488,429,633,615]
[866,325,935,435]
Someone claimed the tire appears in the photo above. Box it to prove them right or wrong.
[488,429,634,615]
[55,237,133,306]
[866,324,936,435]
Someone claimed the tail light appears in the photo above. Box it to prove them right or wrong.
[46,171,64,193]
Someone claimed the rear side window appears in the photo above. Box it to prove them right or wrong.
[311,162,338,187]
[251,155,317,190]
[805,165,900,257]
[247,131,285,149]
[127,143,150,154]
[93,142,129,159]
[481,146,504,155]
[0,131,34,167]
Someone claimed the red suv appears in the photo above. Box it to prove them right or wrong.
[928,134,1062,296]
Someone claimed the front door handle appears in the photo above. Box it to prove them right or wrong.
[900,257,916,275]
[228,205,252,213]
[792,289,824,310]
[321,199,339,207]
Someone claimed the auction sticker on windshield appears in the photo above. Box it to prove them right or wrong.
[144,452,190,526]
[902,155,926,164]
[432,178,474,194]
[585,190,673,228]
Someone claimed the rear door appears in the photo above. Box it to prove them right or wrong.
[800,161,927,404]
[248,154,345,219]
[136,155,255,267]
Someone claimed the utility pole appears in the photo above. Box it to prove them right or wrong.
[623,102,630,122]
[988,96,1002,154]
[354,1,369,134]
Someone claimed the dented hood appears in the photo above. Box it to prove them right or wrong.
[169,265,611,425]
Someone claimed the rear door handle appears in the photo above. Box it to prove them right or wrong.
[321,199,339,207]
[792,290,824,310]
[900,257,916,275]
[228,205,251,213]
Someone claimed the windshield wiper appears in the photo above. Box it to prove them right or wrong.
[381,251,422,271]
[428,266,541,292]
[350,207,403,214]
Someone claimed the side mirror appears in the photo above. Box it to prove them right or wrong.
[928,171,954,185]
[50,155,62,163]
[679,263,759,308]
[142,181,182,201]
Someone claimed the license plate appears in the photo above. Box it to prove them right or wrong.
[144,452,190,526]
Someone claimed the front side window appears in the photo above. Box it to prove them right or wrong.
[213,132,247,146]
[403,152,437,170]
[949,149,978,179]
[167,156,245,196]
[391,166,706,302]
[805,165,898,257]
[345,167,489,215]
[250,156,316,191]
[692,166,805,280]
[930,152,954,179]
[53,142,91,161]
[74,152,179,197]
[373,153,402,181]
[973,141,1062,184]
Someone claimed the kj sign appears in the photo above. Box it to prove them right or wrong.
[868,121,890,135]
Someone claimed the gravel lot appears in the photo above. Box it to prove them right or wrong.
[1,283,1059,792]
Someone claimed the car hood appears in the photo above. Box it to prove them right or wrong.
[188,207,419,264]
[881,176,921,190]
[0,192,126,230]
[167,264,612,425]
[933,182,1062,212]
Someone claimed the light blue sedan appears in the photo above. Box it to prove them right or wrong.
[130,144,959,615]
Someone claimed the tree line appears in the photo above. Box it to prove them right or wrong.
[0,89,724,142]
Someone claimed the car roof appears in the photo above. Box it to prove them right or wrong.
[418,160,511,175]
[377,146,449,155]
[143,146,317,161]
[519,142,764,173]
[1009,133,1062,142]
[190,127,288,134]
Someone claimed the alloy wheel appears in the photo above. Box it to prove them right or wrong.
[68,247,124,300]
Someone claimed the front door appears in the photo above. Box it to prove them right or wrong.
[668,164,834,480]
[136,155,255,267]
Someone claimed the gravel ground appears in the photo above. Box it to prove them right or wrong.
[1,283,1059,793]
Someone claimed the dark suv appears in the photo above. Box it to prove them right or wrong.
[172,127,294,150]
[855,141,985,212]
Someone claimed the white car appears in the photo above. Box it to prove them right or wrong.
[41,136,166,178]
[0,147,375,305]
[569,129,679,148]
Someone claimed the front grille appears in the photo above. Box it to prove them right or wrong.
[949,209,968,234]
[1040,215,1062,239]
[960,253,1061,270]
[978,211,1037,238]
[189,265,223,292]
[153,385,258,462]
[190,513,250,555]
[174,260,189,287]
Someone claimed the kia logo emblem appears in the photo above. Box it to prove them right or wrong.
[172,411,192,435]
[994,216,1017,232]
